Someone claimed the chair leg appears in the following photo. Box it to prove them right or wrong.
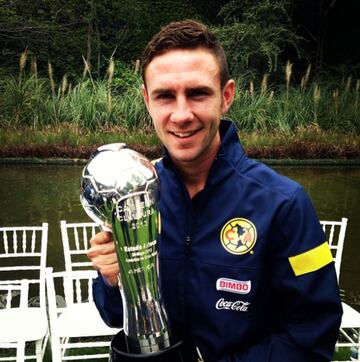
[51,336,63,362]
[16,341,25,362]
[61,336,70,359]
[35,339,42,362]
[350,328,360,361]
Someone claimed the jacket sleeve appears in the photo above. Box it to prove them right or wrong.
[220,186,343,362]
[93,272,124,328]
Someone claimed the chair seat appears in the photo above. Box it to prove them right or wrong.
[56,302,120,337]
[341,302,360,328]
[0,307,48,342]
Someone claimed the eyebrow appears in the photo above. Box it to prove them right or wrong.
[151,88,172,97]
[151,86,214,97]
[186,86,214,96]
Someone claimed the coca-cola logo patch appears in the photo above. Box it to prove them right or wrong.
[215,298,250,312]
[216,278,251,295]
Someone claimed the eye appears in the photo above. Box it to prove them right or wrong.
[188,88,212,98]
[155,92,174,100]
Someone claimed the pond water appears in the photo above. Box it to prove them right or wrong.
[0,163,359,311]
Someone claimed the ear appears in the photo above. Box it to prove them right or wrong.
[142,84,150,112]
[221,79,235,115]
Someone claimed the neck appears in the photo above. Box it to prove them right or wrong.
[172,135,221,199]
[177,162,210,199]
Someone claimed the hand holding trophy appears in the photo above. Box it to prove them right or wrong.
[80,144,198,361]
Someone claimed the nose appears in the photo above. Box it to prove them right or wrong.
[170,96,194,124]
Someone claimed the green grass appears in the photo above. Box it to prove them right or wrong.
[332,346,355,361]
[0,123,359,160]
[1,123,358,149]
[0,124,160,148]
[239,124,359,149]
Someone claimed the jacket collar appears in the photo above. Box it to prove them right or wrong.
[218,119,246,163]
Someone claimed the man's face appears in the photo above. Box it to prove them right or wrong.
[142,48,234,166]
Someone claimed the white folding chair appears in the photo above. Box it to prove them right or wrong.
[46,267,121,361]
[0,223,49,362]
[60,220,100,272]
[320,218,360,361]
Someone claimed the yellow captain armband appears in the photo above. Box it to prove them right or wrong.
[288,242,333,276]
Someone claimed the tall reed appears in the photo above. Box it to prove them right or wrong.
[19,50,28,82]
[1,54,359,134]
[108,57,115,111]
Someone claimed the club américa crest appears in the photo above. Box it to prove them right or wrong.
[220,218,257,255]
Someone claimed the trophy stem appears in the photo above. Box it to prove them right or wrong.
[125,330,171,354]
[113,192,171,354]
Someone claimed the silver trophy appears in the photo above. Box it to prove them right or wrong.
[80,143,171,355]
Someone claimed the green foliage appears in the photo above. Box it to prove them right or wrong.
[0,75,52,127]
[0,0,91,79]
[213,0,303,77]
[0,0,358,136]
[0,0,203,79]
[112,60,141,92]
[108,0,202,61]
[115,83,151,130]
[227,72,360,134]
[1,65,359,134]
[0,61,151,131]
[65,80,110,128]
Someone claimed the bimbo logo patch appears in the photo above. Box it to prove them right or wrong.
[216,278,251,295]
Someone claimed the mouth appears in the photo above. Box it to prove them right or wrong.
[170,129,201,139]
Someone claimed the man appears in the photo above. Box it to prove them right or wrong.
[87,20,342,361]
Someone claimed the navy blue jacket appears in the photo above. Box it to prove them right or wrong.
[93,120,342,361]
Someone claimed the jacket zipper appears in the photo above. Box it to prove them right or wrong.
[185,235,191,256]
[184,196,193,331]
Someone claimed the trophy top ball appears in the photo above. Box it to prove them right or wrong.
[80,143,159,226]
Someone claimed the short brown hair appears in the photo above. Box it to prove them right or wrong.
[141,20,229,89]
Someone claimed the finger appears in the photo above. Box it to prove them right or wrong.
[92,253,118,267]
[100,262,119,275]
[96,263,119,286]
[87,240,116,258]
[90,230,113,246]
[90,254,118,271]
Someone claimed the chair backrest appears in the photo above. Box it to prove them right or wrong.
[0,223,48,308]
[320,217,348,282]
[63,270,98,306]
[45,267,119,361]
[0,282,28,309]
[46,268,98,309]
[60,220,100,272]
